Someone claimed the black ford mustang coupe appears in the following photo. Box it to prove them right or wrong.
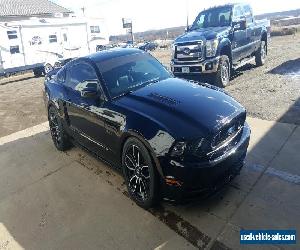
[43,48,250,208]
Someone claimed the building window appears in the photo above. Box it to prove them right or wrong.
[49,35,57,43]
[90,26,100,33]
[10,45,20,54]
[7,30,18,39]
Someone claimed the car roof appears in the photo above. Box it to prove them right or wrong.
[85,48,144,63]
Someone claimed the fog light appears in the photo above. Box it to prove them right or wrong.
[205,62,213,70]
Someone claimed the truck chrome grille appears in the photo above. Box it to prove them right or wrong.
[174,41,204,62]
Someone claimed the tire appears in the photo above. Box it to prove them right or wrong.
[122,137,160,208]
[213,55,230,88]
[48,106,71,151]
[33,68,44,77]
[44,63,53,74]
[255,40,267,67]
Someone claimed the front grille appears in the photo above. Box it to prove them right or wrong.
[211,112,246,149]
[174,41,203,62]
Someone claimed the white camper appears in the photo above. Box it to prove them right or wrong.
[0,17,109,76]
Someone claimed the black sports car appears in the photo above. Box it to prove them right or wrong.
[43,48,250,208]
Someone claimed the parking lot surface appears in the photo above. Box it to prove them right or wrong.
[0,116,299,249]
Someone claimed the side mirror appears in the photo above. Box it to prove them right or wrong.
[233,18,246,31]
[75,80,99,98]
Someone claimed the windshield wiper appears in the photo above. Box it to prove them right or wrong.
[140,77,160,85]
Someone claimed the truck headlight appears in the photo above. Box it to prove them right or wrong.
[206,39,219,58]
[171,44,176,58]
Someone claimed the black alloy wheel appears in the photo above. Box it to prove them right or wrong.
[48,106,71,151]
[122,138,159,208]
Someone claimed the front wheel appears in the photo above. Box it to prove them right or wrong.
[213,55,230,88]
[122,138,160,208]
[255,40,267,66]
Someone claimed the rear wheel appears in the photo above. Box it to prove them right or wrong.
[255,40,267,66]
[213,55,230,88]
[122,137,159,208]
[48,106,71,151]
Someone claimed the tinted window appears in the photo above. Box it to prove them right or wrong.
[191,6,232,29]
[97,53,171,98]
[66,63,98,89]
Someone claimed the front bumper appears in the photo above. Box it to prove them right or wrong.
[171,56,220,74]
[160,123,251,202]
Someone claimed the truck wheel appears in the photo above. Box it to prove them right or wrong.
[214,55,230,88]
[255,40,266,66]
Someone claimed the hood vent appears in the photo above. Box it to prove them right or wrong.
[148,92,180,106]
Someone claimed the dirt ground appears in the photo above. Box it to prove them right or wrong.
[0,34,299,137]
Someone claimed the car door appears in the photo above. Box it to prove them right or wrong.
[64,61,111,158]
[231,5,247,63]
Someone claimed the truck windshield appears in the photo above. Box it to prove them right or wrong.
[97,52,171,99]
[190,6,232,30]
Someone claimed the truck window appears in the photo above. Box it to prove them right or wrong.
[233,6,244,20]
[242,5,253,24]
[7,30,18,40]
[10,45,20,54]
[191,6,232,30]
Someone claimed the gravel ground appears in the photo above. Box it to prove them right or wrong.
[0,34,299,137]
[151,34,300,125]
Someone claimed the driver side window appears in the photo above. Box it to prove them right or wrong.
[66,62,98,90]
[233,6,244,21]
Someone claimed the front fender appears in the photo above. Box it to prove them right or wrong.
[216,37,232,57]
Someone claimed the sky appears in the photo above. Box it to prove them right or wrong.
[53,0,300,35]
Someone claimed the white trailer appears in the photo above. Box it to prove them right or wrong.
[0,17,109,76]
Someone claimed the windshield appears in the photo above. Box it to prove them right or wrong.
[191,6,232,30]
[97,52,171,99]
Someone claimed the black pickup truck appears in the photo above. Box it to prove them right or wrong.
[171,3,270,87]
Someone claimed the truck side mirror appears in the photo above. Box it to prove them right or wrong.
[233,18,246,31]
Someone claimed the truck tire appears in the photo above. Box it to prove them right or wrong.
[255,40,266,66]
[213,55,230,88]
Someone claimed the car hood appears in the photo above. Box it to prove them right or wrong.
[116,78,245,139]
[175,26,230,43]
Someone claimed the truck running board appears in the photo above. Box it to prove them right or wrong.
[233,57,255,70]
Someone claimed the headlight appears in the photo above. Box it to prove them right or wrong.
[170,141,186,157]
[171,44,176,58]
[206,39,219,58]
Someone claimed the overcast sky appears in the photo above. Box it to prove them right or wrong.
[53,0,300,35]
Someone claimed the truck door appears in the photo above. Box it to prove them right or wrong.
[231,6,247,63]
[242,4,257,56]
[2,28,25,70]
